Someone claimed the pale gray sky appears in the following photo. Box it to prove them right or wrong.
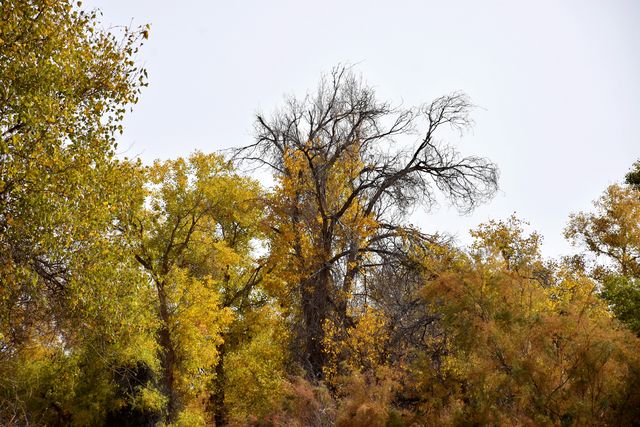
[86,0,640,258]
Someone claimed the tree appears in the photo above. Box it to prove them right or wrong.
[566,183,640,335]
[566,184,640,278]
[600,275,640,335]
[0,0,147,350]
[237,66,498,380]
[0,0,147,265]
[625,160,640,190]
[0,1,152,424]
[129,152,265,424]
[416,217,640,425]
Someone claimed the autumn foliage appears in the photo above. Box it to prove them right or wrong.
[1,1,640,426]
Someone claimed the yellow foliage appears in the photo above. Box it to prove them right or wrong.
[165,268,234,399]
[225,307,289,423]
[323,306,390,386]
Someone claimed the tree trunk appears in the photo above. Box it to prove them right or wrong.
[339,240,360,322]
[301,272,329,380]
[301,235,332,380]
[156,281,179,423]
[211,341,227,426]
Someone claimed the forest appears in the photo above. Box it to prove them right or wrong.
[1,1,640,426]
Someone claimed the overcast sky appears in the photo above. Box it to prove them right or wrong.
[85,0,640,258]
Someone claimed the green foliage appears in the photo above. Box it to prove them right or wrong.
[626,160,640,190]
[601,275,640,335]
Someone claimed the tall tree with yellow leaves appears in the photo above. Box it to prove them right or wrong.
[130,152,265,424]
[237,66,498,380]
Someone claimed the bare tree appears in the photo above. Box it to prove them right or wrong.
[235,66,499,379]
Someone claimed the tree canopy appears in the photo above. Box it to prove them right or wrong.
[1,1,639,426]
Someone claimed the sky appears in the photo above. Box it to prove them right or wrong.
[85,0,640,258]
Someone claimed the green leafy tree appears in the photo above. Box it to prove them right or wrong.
[626,160,640,190]
[600,275,640,335]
